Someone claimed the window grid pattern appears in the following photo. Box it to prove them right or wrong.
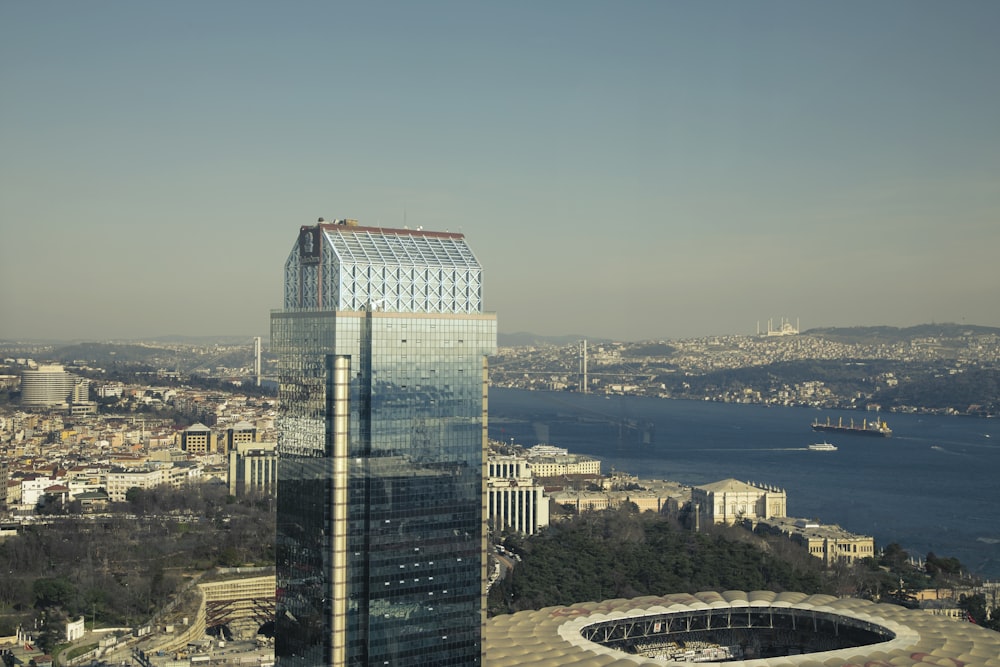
[283,229,484,314]
[272,309,497,666]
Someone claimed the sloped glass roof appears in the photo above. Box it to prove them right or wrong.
[323,227,480,270]
[283,225,485,313]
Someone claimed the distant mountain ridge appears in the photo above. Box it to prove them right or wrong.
[499,323,1000,347]
[6,324,997,352]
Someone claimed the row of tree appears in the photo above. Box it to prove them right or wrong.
[488,506,830,615]
[0,481,275,652]
[489,505,1000,633]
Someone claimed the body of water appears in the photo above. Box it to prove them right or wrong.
[488,388,1000,580]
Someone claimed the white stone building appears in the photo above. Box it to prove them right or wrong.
[488,455,550,535]
[692,478,787,526]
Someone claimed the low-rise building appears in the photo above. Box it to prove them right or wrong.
[548,489,613,513]
[106,468,164,503]
[524,452,601,477]
[692,478,786,526]
[549,481,687,516]
[757,516,875,565]
[19,476,54,509]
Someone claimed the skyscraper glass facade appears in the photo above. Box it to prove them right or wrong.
[272,222,496,666]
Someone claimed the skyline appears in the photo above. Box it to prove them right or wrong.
[2,2,999,342]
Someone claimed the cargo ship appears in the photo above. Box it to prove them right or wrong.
[811,415,892,438]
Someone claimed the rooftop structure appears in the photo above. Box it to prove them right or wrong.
[283,220,483,314]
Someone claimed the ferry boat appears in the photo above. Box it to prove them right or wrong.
[808,442,838,452]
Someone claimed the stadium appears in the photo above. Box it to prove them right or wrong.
[484,590,1000,666]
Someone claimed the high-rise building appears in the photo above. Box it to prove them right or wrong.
[228,441,277,498]
[0,457,8,512]
[20,365,77,407]
[272,219,497,666]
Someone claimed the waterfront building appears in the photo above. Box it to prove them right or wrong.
[757,517,876,566]
[228,441,277,498]
[487,455,549,536]
[547,486,682,515]
[527,444,567,457]
[523,452,601,477]
[548,489,613,513]
[271,219,497,665]
[692,478,787,526]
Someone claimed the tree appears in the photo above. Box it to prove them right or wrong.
[33,577,76,610]
[925,552,964,580]
[958,593,987,625]
[34,607,67,654]
[124,487,148,515]
[490,509,832,616]
[879,542,909,570]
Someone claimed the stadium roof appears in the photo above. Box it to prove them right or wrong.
[483,590,1000,666]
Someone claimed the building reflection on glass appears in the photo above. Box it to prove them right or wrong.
[271,219,496,665]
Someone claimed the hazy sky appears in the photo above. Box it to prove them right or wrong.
[2,2,998,342]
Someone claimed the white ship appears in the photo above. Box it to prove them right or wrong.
[808,442,838,452]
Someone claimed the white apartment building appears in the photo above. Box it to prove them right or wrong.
[19,476,54,509]
[106,469,164,503]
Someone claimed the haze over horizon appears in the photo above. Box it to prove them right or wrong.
[3,2,999,342]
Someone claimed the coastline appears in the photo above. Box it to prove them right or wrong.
[489,387,1000,580]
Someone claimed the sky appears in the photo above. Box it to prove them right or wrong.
[2,1,999,343]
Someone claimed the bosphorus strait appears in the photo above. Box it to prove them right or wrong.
[489,388,1000,580]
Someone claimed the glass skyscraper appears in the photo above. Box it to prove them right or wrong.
[271,220,497,666]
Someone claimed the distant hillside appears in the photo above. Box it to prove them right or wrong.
[498,332,607,347]
[53,342,180,366]
[51,341,254,372]
[136,334,259,345]
[804,323,1000,344]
